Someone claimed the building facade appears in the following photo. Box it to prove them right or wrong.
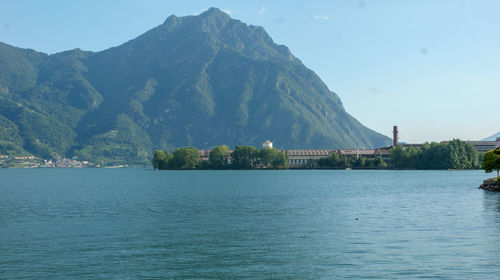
[287,150,335,168]
[466,138,500,153]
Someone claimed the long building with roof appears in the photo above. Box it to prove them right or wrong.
[286,148,392,168]
[466,138,500,153]
[287,150,335,168]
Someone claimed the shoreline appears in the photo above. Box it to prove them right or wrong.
[479,177,500,191]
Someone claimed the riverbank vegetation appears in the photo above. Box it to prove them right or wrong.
[390,139,480,169]
[152,145,288,170]
[152,139,481,170]
[317,153,388,169]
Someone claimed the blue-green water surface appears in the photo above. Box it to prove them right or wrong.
[1,169,499,279]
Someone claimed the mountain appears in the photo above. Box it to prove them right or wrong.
[0,8,391,166]
[482,132,500,141]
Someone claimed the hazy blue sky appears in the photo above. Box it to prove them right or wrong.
[1,0,499,143]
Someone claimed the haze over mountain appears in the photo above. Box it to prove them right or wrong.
[482,132,500,141]
[0,8,390,165]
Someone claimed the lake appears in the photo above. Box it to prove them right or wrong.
[1,169,499,279]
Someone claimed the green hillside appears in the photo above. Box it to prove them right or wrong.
[0,8,390,166]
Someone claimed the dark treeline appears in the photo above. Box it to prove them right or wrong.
[307,140,480,170]
[152,147,200,170]
[317,153,388,169]
[152,139,481,170]
[390,139,480,169]
[152,145,288,170]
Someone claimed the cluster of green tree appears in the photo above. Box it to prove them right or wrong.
[231,145,288,169]
[152,145,288,170]
[317,153,388,169]
[390,139,480,169]
[483,147,500,177]
[152,147,199,170]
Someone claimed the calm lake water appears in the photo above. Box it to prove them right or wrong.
[1,169,499,279]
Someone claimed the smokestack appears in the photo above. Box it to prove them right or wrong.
[393,126,398,146]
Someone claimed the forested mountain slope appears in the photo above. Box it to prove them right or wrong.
[0,8,390,165]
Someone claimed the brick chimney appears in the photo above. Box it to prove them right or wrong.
[393,126,398,146]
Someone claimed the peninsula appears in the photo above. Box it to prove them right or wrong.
[479,147,500,191]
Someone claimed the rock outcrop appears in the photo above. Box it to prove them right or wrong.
[479,178,500,191]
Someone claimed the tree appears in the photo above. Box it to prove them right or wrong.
[342,156,351,168]
[375,157,388,169]
[271,151,288,169]
[152,150,169,170]
[317,157,332,168]
[317,153,340,168]
[232,145,259,169]
[405,146,419,169]
[169,147,200,169]
[443,139,478,169]
[330,153,341,167]
[418,142,449,169]
[478,152,485,167]
[353,156,366,168]
[261,148,288,169]
[389,146,407,169]
[209,145,230,169]
[483,147,500,177]
[390,140,478,170]
[465,142,479,168]
[260,148,287,168]
[259,147,274,168]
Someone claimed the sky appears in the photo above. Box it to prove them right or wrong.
[1,0,499,143]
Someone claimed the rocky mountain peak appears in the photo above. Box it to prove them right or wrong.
[0,8,391,165]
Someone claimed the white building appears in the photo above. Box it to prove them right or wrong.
[262,140,273,149]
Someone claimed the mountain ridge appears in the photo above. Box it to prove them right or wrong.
[482,131,500,141]
[0,7,391,165]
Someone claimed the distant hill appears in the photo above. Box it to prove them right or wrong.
[0,8,391,166]
[482,131,500,141]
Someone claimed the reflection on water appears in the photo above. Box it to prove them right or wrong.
[0,169,499,279]
[483,190,500,213]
